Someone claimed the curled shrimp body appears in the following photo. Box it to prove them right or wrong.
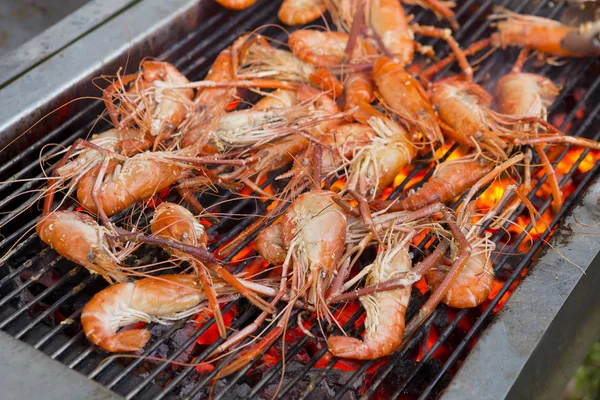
[426,207,495,308]
[492,9,600,57]
[373,158,492,212]
[77,151,189,216]
[373,57,442,143]
[278,0,327,26]
[346,116,415,200]
[495,72,559,118]
[215,0,257,10]
[430,80,507,156]
[256,222,287,265]
[36,211,126,284]
[82,274,207,352]
[328,239,412,359]
[288,30,376,67]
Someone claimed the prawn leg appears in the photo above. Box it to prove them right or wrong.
[410,24,473,81]
[419,38,492,86]
[102,73,138,128]
[196,262,227,338]
[534,144,563,213]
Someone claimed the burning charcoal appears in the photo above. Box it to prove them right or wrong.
[432,304,449,330]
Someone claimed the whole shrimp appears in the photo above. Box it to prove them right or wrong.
[373,57,443,143]
[425,203,495,308]
[491,8,600,58]
[82,274,212,352]
[328,233,413,359]
[430,80,508,157]
[238,34,343,96]
[77,150,193,217]
[345,115,416,200]
[211,190,349,378]
[36,211,126,284]
[372,156,493,212]
[104,61,194,150]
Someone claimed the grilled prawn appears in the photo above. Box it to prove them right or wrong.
[36,211,126,284]
[492,8,600,58]
[373,57,443,143]
[372,157,492,212]
[345,116,415,200]
[104,61,194,150]
[77,150,191,217]
[328,235,412,359]
[82,274,210,352]
[425,205,495,308]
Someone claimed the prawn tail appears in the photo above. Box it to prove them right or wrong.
[99,329,152,353]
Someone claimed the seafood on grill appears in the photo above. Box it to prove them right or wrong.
[372,156,493,212]
[491,8,600,58]
[103,60,194,150]
[82,274,213,352]
[425,202,495,309]
[36,211,127,284]
[345,115,416,200]
[373,57,443,144]
[328,232,414,360]
[16,0,600,387]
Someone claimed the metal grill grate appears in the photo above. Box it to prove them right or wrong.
[0,0,599,399]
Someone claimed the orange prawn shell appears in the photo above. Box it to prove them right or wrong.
[281,191,348,273]
[426,253,494,308]
[82,275,205,352]
[328,249,411,359]
[430,81,494,144]
[288,30,376,67]
[77,156,185,216]
[216,0,257,10]
[494,19,577,57]
[278,0,327,26]
[369,0,414,65]
[373,57,441,142]
[36,211,125,284]
[495,72,560,117]
[151,203,208,248]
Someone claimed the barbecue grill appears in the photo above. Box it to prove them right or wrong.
[0,0,599,399]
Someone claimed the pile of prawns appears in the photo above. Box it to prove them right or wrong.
[34,0,600,380]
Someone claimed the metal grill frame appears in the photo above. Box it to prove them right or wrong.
[0,0,599,399]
